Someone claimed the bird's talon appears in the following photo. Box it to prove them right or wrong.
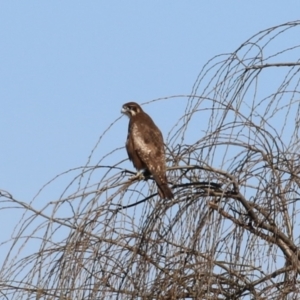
[136,171,145,180]
[130,171,145,181]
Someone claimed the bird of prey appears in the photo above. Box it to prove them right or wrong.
[121,102,173,199]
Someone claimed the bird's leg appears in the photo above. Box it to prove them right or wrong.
[130,170,145,181]
[136,170,146,180]
[130,169,151,181]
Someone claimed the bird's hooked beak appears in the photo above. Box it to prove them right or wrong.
[121,106,130,117]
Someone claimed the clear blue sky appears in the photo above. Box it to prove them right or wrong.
[0,2,299,245]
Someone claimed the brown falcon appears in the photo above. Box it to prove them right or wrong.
[121,102,173,199]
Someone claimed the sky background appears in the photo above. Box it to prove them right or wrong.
[0,2,300,255]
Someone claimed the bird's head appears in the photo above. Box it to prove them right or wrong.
[121,102,143,118]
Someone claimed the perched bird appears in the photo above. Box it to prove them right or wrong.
[121,102,173,199]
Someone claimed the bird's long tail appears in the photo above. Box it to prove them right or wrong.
[157,182,173,200]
